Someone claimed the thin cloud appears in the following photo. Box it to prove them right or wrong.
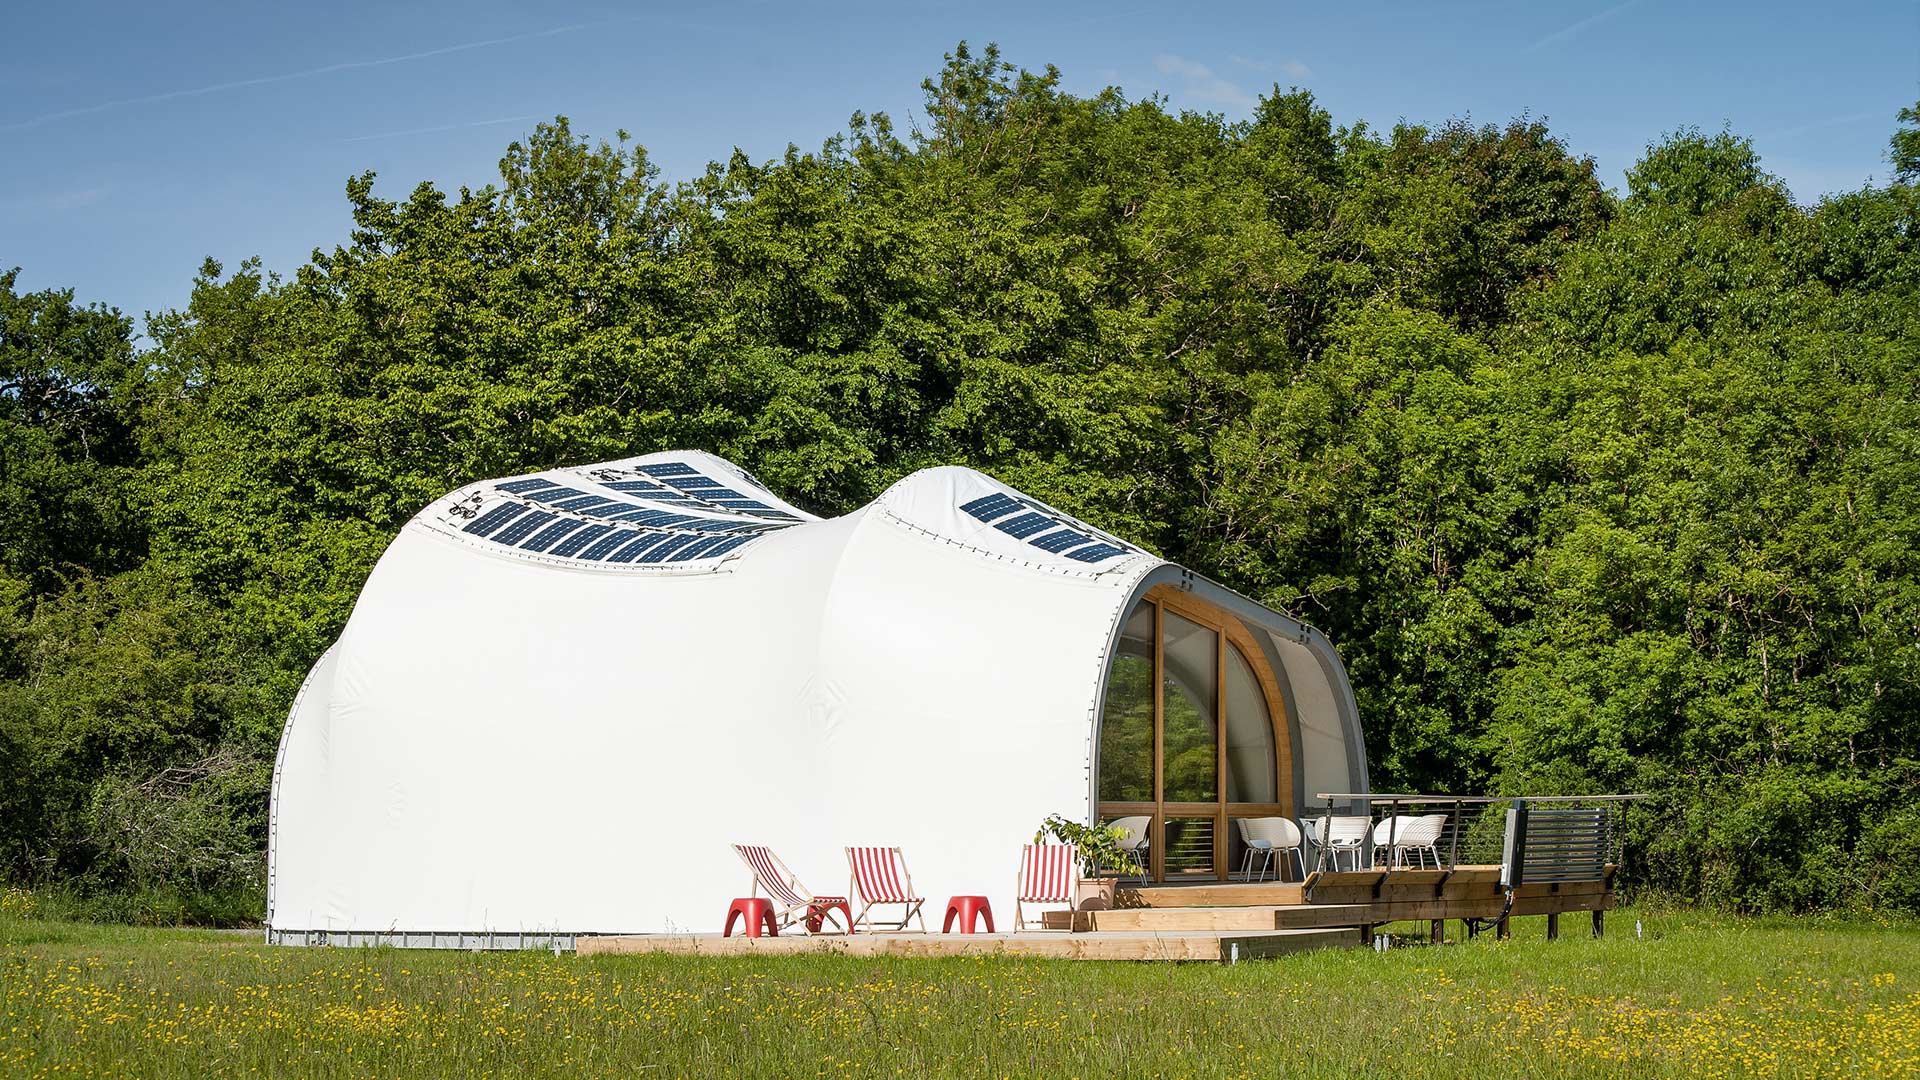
[1524,0,1641,53]
[3,15,646,133]
[341,114,545,144]
[1154,54,1256,111]
[1229,54,1312,83]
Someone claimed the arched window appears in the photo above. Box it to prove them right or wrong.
[1095,587,1292,882]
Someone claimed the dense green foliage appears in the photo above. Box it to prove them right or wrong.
[2,45,1916,917]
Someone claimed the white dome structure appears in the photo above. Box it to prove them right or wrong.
[267,451,1367,945]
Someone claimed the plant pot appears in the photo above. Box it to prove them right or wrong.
[1076,876,1118,911]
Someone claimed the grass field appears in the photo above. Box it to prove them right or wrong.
[3,905,1916,1079]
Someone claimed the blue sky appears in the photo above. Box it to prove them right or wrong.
[4,1,1916,325]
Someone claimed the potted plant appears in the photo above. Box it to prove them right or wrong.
[1034,814,1146,910]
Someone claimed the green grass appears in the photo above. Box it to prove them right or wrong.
[3,908,1916,1079]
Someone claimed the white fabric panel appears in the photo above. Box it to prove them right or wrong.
[265,644,338,928]
[1271,635,1354,807]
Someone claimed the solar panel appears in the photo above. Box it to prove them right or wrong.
[604,480,670,494]
[637,534,700,563]
[549,494,621,513]
[1065,543,1129,563]
[687,519,747,532]
[701,534,758,558]
[492,510,558,546]
[960,493,1023,522]
[708,498,772,511]
[578,528,639,560]
[519,519,587,552]
[637,462,698,477]
[522,487,590,504]
[605,533,671,563]
[549,523,615,557]
[461,503,528,537]
[994,512,1055,539]
[495,478,560,494]
[665,476,727,491]
[670,535,732,561]
[1030,529,1093,553]
[603,509,678,526]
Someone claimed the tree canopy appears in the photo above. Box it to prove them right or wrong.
[3,43,1917,918]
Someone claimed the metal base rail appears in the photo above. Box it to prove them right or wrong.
[267,928,578,951]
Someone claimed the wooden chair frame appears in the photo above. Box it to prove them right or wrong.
[1013,843,1078,932]
[732,843,850,934]
[845,846,927,932]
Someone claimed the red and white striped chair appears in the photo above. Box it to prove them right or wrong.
[732,844,851,933]
[844,846,926,932]
[1014,843,1078,931]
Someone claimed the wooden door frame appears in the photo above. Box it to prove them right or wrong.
[1098,584,1294,883]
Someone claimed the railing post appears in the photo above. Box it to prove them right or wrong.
[1385,797,1401,870]
[1447,799,1461,870]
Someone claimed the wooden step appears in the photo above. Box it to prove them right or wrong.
[1115,882,1308,908]
[1087,904,1376,932]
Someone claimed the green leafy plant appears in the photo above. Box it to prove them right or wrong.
[1034,814,1145,878]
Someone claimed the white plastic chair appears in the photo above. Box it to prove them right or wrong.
[1105,816,1152,879]
[1235,817,1305,882]
[1370,814,1448,869]
[1302,815,1370,871]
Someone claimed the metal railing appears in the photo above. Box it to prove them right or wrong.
[1305,792,1649,876]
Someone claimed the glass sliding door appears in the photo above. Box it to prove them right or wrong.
[1095,586,1294,883]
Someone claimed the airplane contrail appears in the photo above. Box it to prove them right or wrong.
[3,15,647,133]
[1524,0,1642,53]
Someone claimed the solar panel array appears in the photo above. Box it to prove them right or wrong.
[957,492,1136,564]
[445,460,804,567]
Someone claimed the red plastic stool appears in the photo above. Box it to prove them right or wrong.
[942,895,995,934]
[723,897,778,937]
[804,896,854,933]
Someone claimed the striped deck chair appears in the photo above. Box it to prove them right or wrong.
[844,846,926,932]
[732,844,851,933]
[1014,843,1078,931]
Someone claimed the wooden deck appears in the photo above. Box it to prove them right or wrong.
[577,865,1616,962]
[578,927,1355,962]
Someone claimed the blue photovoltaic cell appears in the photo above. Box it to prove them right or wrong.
[461,503,528,537]
[702,534,757,558]
[709,498,771,511]
[550,523,614,557]
[579,528,639,560]
[745,509,799,521]
[687,519,745,532]
[637,535,700,563]
[601,507,673,524]
[665,476,725,490]
[520,519,586,552]
[493,510,558,546]
[1066,543,1128,563]
[604,480,669,494]
[496,478,560,494]
[994,512,1054,539]
[550,494,620,513]
[606,533,671,563]
[670,535,731,561]
[637,462,698,477]
[1030,529,1093,553]
[522,487,589,504]
[960,493,1023,522]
